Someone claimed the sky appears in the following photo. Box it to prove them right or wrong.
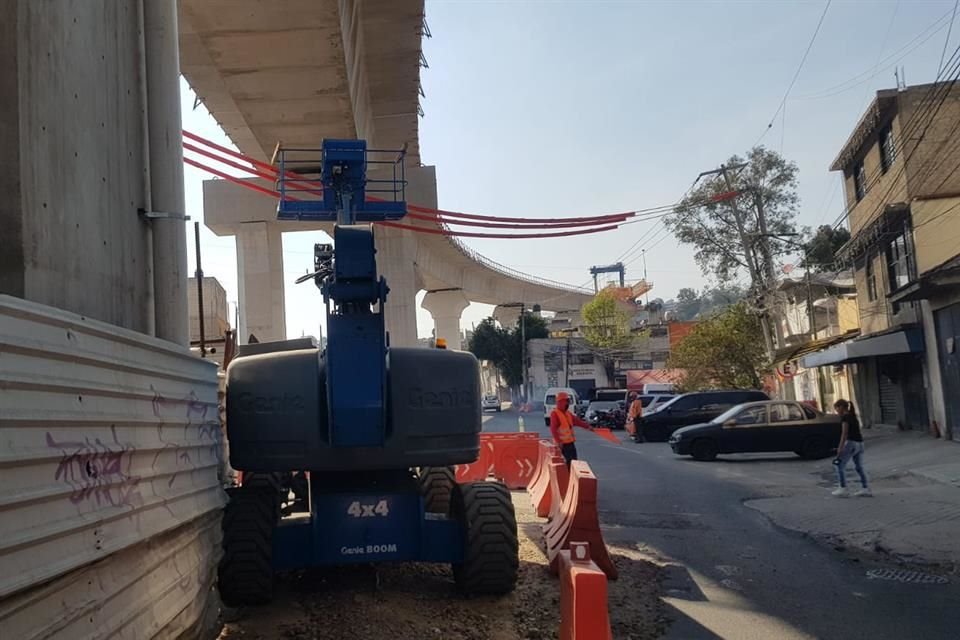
[182,0,960,341]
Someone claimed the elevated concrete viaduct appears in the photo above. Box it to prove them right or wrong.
[180,0,592,347]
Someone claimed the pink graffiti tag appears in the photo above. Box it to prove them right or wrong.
[46,425,141,507]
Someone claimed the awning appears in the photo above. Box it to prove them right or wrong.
[801,327,924,368]
[772,331,858,367]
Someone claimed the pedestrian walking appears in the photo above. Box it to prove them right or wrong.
[831,399,871,497]
[549,391,593,466]
[626,392,645,443]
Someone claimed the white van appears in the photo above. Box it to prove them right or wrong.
[643,383,675,395]
[543,387,579,426]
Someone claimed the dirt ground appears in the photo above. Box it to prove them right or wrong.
[217,494,668,640]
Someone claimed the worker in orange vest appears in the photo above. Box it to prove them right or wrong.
[626,392,644,443]
[549,391,594,466]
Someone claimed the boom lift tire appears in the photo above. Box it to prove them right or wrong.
[218,486,279,606]
[418,466,456,514]
[452,481,519,595]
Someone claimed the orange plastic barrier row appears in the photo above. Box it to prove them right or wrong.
[546,458,571,521]
[527,440,561,517]
[544,460,618,580]
[454,432,542,489]
[559,542,613,640]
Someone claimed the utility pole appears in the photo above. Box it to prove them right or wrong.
[520,304,529,402]
[751,191,786,351]
[194,222,206,358]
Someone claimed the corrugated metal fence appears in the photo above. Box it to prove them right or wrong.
[0,295,226,639]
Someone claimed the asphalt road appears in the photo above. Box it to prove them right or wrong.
[482,407,960,640]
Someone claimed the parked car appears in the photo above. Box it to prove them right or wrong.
[585,400,625,429]
[543,387,580,425]
[482,394,501,412]
[668,401,842,461]
[635,389,770,441]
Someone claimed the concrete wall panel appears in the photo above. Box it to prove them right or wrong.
[0,295,224,637]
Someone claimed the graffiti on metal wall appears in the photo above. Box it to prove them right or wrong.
[46,425,142,507]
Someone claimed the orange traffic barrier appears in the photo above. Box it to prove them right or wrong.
[455,433,542,488]
[559,542,613,640]
[489,432,541,489]
[545,458,570,521]
[455,436,495,482]
[527,440,561,517]
[544,461,618,580]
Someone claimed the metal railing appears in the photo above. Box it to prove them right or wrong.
[440,225,593,295]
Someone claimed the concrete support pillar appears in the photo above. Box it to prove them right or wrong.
[376,225,419,347]
[236,222,286,343]
[144,0,189,346]
[422,290,470,348]
[493,305,521,330]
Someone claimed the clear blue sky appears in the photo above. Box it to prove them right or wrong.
[183,0,959,339]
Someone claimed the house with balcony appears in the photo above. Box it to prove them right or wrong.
[772,271,859,411]
[800,83,960,439]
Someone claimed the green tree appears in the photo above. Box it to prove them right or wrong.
[581,290,633,349]
[671,285,746,321]
[467,313,548,388]
[802,225,851,272]
[668,303,767,390]
[665,147,800,283]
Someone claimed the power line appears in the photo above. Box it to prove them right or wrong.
[755,0,832,145]
[793,7,952,101]
[829,46,960,231]
[939,0,960,74]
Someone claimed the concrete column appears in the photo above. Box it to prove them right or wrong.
[144,0,189,345]
[422,290,470,348]
[236,222,286,343]
[493,305,521,330]
[376,225,419,347]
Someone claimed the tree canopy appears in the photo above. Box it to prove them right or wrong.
[667,303,767,391]
[467,313,548,388]
[672,285,747,321]
[581,290,633,349]
[802,225,851,272]
[665,146,800,283]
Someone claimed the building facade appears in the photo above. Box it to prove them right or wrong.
[773,272,859,411]
[802,83,960,440]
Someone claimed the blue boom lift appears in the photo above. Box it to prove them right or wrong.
[218,140,519,605]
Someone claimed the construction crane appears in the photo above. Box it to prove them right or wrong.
[218,139,518,606]
[589,262,625,292]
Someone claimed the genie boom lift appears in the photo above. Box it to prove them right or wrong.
[218,140,519,605]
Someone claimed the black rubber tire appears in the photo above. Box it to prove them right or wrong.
[218,487,277,606]
[419,466,456,514]
[691,439,719,462]
[800,436,831,459]
[452,482,519,595]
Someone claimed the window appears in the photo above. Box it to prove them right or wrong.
[886,222,916,292]
[866,255,878,301]
[651,350,671,361]
[770,403,805,423]
[733,406,768,426]
[571,353,594,365]
[853,162,867,201]
[880,126,896,172]
[802,405,818,419]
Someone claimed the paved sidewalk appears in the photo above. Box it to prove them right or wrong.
[740,429,960,568]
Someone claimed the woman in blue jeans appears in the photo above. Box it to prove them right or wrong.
[832,399,871,497]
